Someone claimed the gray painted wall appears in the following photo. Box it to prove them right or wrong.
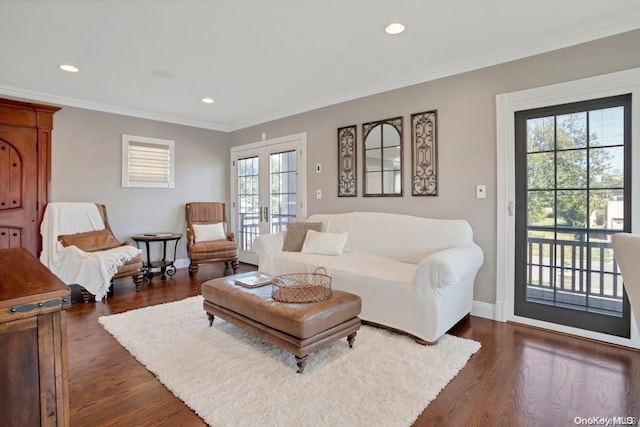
[47,30,640,304]
[51,107,230,260]
[229,29,640,304]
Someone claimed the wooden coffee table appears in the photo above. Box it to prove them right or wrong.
[201,274,361,373]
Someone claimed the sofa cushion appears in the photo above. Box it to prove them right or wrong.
[347,212,473,264]
[58,229,121,252]
[301,230,348,256]
[329,254,424,338]
[193,222,226,242]
[331,253,417,285]
[282,221,322,252]
[260,251,338,276]
[307,213,355,253]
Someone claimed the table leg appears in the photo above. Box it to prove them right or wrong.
[347,332,357,348]
[160,240,168,279]
[295,355,308,374]
[144,241,153,279]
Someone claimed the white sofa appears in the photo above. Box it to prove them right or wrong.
[254,212,484,343]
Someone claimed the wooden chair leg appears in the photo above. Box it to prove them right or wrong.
[133,273,144,291]
[189,263,199,278]
[80,287,92,304]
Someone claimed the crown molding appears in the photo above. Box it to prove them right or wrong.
[0,85,231,132]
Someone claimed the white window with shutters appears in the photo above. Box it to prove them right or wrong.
[122,134,175,188]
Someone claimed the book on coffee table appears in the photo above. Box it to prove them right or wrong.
[234,272,273,288]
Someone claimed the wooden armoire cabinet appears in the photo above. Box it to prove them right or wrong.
[0,248,71,426]
[0,98,60,256]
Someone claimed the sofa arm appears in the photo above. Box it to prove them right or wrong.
[415,244,484,290]
[254,231,285,264]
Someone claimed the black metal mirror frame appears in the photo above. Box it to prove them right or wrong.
[337,125,357,197]
[411,110,438,196]
[362,117,403,197]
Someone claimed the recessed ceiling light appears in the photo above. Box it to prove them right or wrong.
[201,97,215,104]
[151,69,173,79]
[59,64,79,73]
[384,23,405,35]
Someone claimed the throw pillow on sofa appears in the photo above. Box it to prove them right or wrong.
[283,222,322,252]
[193,222,226,242]
[301,230,348,256]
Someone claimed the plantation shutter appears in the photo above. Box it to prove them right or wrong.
[122,135,175,188]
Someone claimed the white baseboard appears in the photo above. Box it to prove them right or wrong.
[174,258,190,269]
[471,301,496,320]
[494,301,506,322]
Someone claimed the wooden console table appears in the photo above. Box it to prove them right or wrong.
[0,248,71,427]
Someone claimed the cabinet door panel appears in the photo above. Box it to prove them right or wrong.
[0,317,40,427]
[0,126,37,255]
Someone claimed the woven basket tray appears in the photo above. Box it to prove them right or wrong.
[271,267,332,303]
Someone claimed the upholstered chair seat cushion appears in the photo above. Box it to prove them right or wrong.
[189,240,238,261]
[190,250,238,261]
[116,254,143,274]
[189,239,237,253]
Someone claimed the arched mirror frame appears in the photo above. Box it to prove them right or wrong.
[362,117,403,197]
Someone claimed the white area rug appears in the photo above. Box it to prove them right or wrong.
[99,296,480,426]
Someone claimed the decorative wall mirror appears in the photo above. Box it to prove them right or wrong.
[362,117,403,196]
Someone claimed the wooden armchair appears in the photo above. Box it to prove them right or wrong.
[186,202,239,277]
[41,202,144,303]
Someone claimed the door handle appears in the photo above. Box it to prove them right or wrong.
[259,207,263,222]
[264,206,269,221]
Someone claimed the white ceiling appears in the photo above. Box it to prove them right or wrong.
[1,1,640,132]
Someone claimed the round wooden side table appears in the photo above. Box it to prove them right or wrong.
[131,233,182,280]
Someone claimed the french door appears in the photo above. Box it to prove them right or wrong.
[514,95,631,338]
[230,133,307,264]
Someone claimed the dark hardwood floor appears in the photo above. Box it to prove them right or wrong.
[66,264,640,426]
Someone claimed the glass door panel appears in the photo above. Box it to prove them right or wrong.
[236,156,259,253]
[514,95,631,338]
[269,150,297,233]
[231,133,306,264]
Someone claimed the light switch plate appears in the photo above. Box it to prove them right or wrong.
[316,189,322,199]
